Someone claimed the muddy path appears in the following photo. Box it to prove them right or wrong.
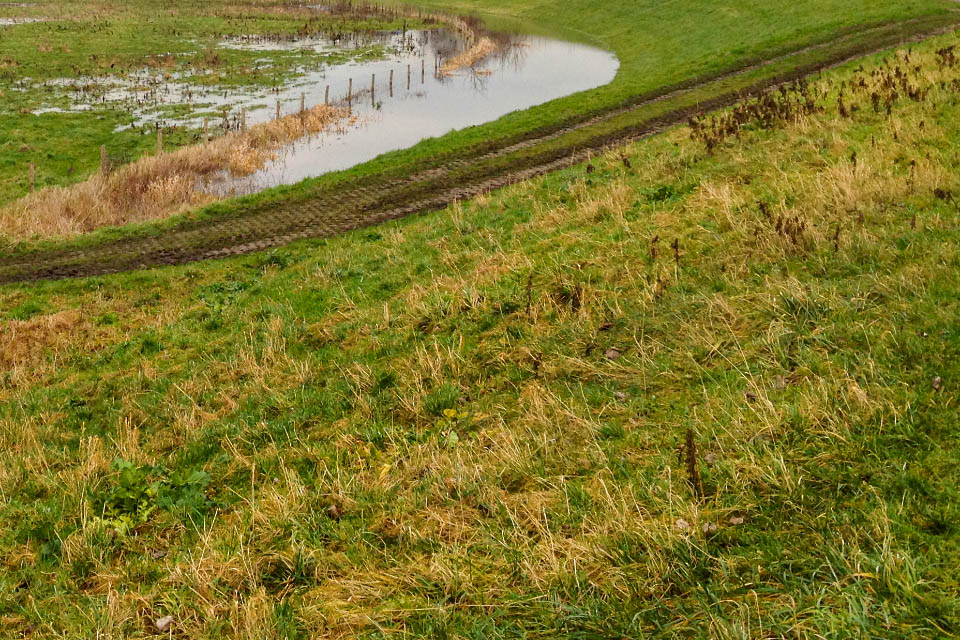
[0,15,956,284]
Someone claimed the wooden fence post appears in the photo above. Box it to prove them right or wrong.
[29,162,35,193]
[157,129,163,155]
[100,145,108,173]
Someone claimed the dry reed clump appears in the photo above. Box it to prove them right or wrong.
[440,36,500,75]
[0,104,348,239]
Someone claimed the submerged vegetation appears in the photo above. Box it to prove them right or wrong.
[0,22,958,638]
[439,35,497,75]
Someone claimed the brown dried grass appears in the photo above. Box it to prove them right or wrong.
[0,309,89,371]
[0,104,348,239]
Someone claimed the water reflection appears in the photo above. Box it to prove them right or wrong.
[205,30,618,196]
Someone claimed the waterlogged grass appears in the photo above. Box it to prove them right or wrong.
[1,30,959,637]
[3,14,953,254]
[0,0,424,205]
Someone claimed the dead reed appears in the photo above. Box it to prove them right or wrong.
[0,104,348,238]
[440,36,499,75]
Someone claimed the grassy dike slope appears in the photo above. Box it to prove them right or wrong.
[399,0,953,94]
[1,19,959,638]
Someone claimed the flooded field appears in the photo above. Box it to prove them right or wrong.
[0,6,617,234]
[11,30,407,129]
[9,22,617,197]
[208,30,619,195]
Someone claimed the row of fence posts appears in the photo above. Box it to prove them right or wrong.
[25,56,442,194]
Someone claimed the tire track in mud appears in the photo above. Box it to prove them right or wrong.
[0,16,957,284]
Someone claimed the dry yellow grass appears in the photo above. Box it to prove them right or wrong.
[0,104,348,238]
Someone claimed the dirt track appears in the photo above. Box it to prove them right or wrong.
[0,16,956,284]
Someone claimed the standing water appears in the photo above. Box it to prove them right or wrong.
[205,28,619,195]
[7,20,618,198]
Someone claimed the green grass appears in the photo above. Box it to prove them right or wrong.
[1,24,958,638]
[3,16,955,259]
[404,0,954,95]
